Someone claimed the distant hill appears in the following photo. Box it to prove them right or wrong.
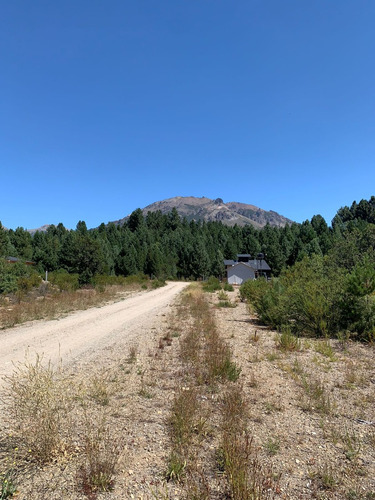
[27,225,52,235]
[1,224,52,234]
[115,196,293,228]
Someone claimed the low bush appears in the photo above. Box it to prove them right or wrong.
[0,261,41,296]
[217,290,229,301]
[0,273,18,294]
[49,269,79,292]
[240,254,375,342]
[240,277,270,308]
[202,276,221,293]
[223,283,234,292]
[217,300,236,308]
[151,279,166,289]
[93,273,149,289]
[276,326,301,352]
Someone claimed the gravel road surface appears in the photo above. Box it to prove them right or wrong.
[0,281,188,388]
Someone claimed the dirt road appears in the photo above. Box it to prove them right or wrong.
[0,281,188,388]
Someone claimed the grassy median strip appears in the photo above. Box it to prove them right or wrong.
[164,284,278,499]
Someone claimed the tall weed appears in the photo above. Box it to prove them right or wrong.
[3,356,72,462]
[77,411,121,493]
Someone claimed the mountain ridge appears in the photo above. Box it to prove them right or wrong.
[115,196,293,228]
[2,197,293,233]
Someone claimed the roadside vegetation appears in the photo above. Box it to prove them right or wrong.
[240,252,375,342]
[0,268,165,329]
[1,356,123,499]
[214,288,375,499]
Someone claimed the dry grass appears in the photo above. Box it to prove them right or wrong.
[77,411,121,495]
[299,373,334,415]
[220,386,276,499]
[169,387,199,447]
[0,283,143,329]
[163,285,280,498]
[166,287,208,484]
[2,355,73,462]
[1,356,122,497]
[165,284,246,495]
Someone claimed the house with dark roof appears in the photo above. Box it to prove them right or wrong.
[224,253,271,285]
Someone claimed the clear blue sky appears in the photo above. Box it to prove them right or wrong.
[1,1,374,230]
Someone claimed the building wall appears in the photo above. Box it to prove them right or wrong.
[227,263,255,285]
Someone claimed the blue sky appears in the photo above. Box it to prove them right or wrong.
[1,1,374,230]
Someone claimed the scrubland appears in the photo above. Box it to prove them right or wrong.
[1,285,374,499]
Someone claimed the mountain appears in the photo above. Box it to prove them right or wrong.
[115,196,293,228]
[27,225,52,235]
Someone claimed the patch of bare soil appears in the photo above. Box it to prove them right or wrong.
[1,285,374,499]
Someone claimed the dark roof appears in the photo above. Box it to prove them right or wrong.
[225,259,271,272]
[248,259,271,271]
[6,256,19,262]
[224,259,271,271]
[237,254,251,258]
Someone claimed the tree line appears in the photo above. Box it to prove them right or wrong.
[1,196,375,287]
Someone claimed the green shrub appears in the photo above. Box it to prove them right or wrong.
[217,300,236,308]
[239,255,369,339]
[49,269,79,292]
[1,469,17,499]
[217,290,229,301]
[240,278,271,310]
[339,257,375,340]
[17,273,42,293]
[151,279,166,289]
[0,273,18,294]
[276,326,301,351]
[203,276,221,293]
[0,261,41,295]
[256,279,290,329]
